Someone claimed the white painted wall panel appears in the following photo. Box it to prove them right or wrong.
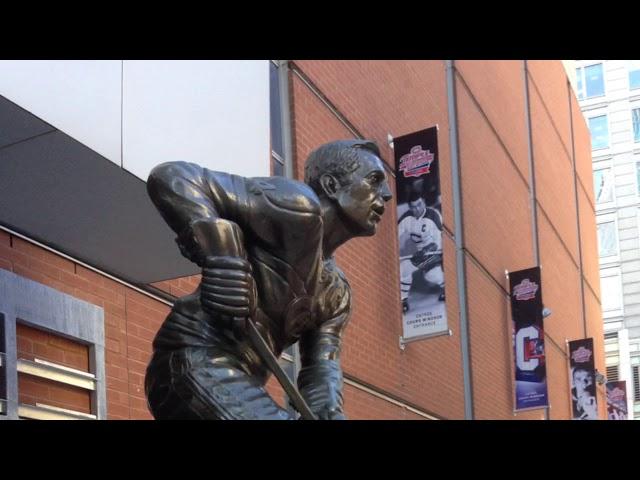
[122,60,270,181]
[0,60,122,165]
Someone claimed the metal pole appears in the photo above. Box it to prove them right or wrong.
[445,60,474,420]
[278,60,294,180]
[277,60,305,415]
[567,83,588,338]
[523,60,549,420]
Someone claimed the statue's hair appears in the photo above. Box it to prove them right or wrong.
[304,140,381,195]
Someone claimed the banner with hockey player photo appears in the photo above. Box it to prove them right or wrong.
[394,126,448,342]
[606,381,628,420]
[509,266,549,411]
[568,338,599,420]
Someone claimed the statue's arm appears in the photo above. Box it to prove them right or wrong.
[297,289,351,420]
[147,161,247,266]
[147,161,256,320]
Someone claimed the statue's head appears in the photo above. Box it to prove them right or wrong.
[304,140,392,236]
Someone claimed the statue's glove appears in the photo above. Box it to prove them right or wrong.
[288,398,346,421]
[200,256,257,330]
[297,361,346,420]
[314,407,346,421]
[410,243,442,271]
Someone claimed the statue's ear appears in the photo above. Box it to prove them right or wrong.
[320,173,339,199]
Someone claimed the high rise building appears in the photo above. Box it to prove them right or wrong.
[576,60,640,419]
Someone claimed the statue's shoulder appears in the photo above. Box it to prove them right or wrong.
[247,176,321,216]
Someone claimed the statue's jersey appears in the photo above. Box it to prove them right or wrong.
[146,162,351,369]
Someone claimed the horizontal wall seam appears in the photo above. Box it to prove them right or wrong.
[454,70,531,190]
[0,224,174,307]
[290,62,397,178]
[0,128,57,153]
[526,73,575,168]
[535,202,581,270]
[343,373,442,419]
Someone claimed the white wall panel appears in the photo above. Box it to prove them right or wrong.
[0,60,122,165]
[122,60,269,181]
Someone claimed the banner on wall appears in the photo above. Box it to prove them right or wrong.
[394,126,448,343]
[568,338,599,420]
[509,266,549,411]
[606,380,629,420]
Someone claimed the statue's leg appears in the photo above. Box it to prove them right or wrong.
[146,348,294,420]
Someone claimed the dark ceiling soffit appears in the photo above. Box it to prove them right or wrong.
[0,94,199,285]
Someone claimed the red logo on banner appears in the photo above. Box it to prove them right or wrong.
[513,279,539,301]
[571,346,592,363]
[524,336,545,361]
[399,146,434,178]
[608,387,625,402]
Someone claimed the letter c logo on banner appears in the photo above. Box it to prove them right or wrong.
[516,326,540,371]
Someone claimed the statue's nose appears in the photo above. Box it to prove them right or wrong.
[381,183,392,202]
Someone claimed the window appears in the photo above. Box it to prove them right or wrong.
[601,269,623,317]
[606,365,620,383]
[597,221,618,257]
[628,61,640,90]
[589,115,609,150]
[576,68,583,99]
[633,108,640,143]
[593,167,614,204]
[633,365,640,402]
[0,269,106,420]
[576,63,605,99]
[270,61,286,177]
[604,333,620,383]
[15,323,94,419]
[0,315,5,415]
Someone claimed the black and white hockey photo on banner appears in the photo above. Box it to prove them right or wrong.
[394,127,448,341]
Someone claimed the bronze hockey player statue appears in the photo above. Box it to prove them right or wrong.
[145,140,392,420]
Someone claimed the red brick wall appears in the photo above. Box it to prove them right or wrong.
[289,60,602,420]
[151,274,200,298]
[343,383,429,420]
[291,61,465,419]
[0,231,168,419]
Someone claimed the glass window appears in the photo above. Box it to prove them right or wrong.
[593,168,614,204]
[589,115,609,150]
[576,64,605,99]
[601,273,622,313]
[584,64,605,98]
[633,108,640,143]
[628,61,640,90]
[606,365,619,382]
[597,221,618,257]
[576,67,584,100]
[630,71,640,90]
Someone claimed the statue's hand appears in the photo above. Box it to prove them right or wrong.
[200,256,257,321]
[318,408,346,420]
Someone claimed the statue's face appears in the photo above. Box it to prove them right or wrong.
[335,152,392,236]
